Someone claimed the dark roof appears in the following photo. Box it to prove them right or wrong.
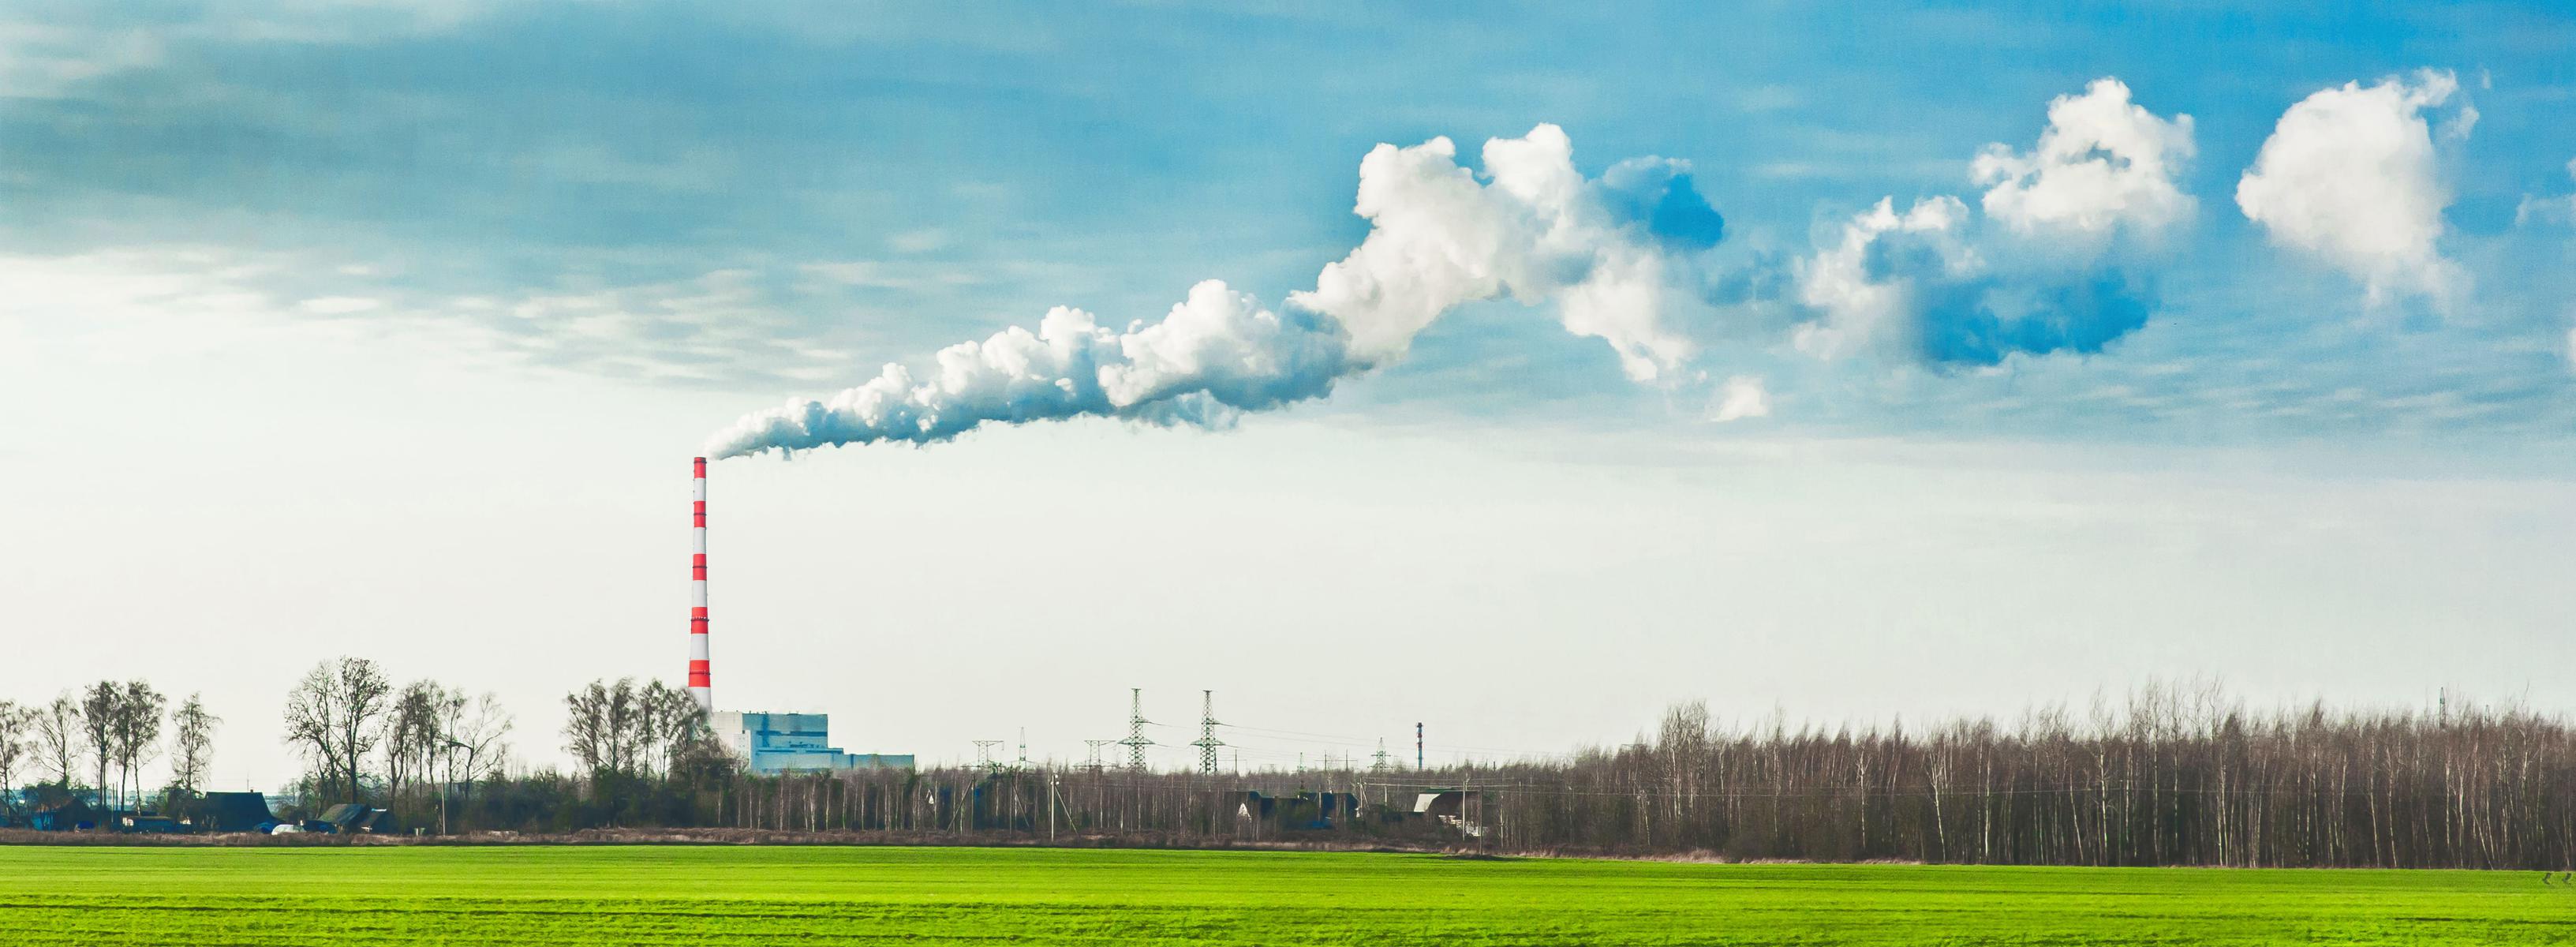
[200,792,278,832]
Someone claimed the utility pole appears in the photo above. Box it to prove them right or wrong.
[1118,688,1155,770]
[1193,690,1224,777]
[1416,721,1424,770]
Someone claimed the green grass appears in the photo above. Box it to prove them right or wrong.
[1,845,2571,945]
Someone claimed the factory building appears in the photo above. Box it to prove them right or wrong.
[690,457,913,775]
[713,711,914,774]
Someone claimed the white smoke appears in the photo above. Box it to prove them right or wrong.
[708,124,1718,458]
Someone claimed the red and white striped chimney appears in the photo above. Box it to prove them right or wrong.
[688,456,713,712]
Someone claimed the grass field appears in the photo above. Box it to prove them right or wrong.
[2,844,2571,945]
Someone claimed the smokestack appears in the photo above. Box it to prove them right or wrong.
[689,456,712,712]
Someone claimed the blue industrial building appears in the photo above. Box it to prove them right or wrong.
[712,711,913,774]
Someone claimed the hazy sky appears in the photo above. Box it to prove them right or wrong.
[4,2,2574,791]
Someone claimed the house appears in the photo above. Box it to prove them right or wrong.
[197,792,281,833]
[120,814,185,833]
[306,803,387,834]
[1280,792,1362,829]
[29,799,102,832]
[1411,789,1490,837]
[1227,791,1275,821]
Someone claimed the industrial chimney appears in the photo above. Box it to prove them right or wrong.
[689,456,712,712]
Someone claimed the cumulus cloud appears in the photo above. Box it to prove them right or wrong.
[1792,78,2182,367]
[710,125,1730,458]
[2514,158,2576,228]
[1709,375,1771,422]
[2236,70,2469,309]
[1973,78,2196,241]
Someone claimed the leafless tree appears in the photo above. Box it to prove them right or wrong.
[386,680,452,807]
[282,657,393,804]
[168,694,219,795]
[443,691,513,788]
[110,681,166,814]
[566,679,710,780]
[0,700,30,814]
[78,682,118,807]
[32,694,80,790]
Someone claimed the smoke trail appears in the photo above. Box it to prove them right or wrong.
[705,124,1720,459]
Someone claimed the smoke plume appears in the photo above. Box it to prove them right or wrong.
[707,124,1721,458]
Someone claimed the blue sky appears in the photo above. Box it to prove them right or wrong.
[3,2,2573,786]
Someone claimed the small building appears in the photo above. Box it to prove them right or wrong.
[120,814,185,833]
[307,803,387,834]
[197,792,282,833]
[712,711,914,775]
[1281,792,1362,829]
[1227,791,1275,821]
[29,799,101,832]
[1411,788,1490,837]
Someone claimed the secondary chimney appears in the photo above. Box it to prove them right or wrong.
[689,456,713,712]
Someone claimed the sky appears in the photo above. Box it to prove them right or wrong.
[3,2,2574,790]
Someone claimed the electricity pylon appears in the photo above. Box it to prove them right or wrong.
[1192,690,1225,776]
[1117,688,1155,770]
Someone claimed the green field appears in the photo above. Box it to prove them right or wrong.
[1,844,2570,945]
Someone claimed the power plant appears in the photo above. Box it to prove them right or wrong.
[691,456,912,773]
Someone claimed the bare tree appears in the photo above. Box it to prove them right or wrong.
[385,680,446,807]
[168,694,219,795]
[32,694,80,790]
[443,692,512,792]
[110,681,166,815]
[0,700,30,815]
[79,682,117,807]
[282,657,393,804]
[564,678,649,775]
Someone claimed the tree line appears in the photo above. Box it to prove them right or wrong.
[7,671,2576,870]
[0,683,214,817]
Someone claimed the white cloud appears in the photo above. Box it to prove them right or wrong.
[2514,158,2576,227]
[1709,375,1772,422]
[1794,196,1976,361]
[1790,78,2184,367]
[1973,77,2196,241]
[2236,70,2469,310]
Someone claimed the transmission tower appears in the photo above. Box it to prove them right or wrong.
[1117,688,1155,770]
[1371,739,1391,773]
[1082,739,1113,772]
[972,739,1004,774]
[1192,690,1224,776]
